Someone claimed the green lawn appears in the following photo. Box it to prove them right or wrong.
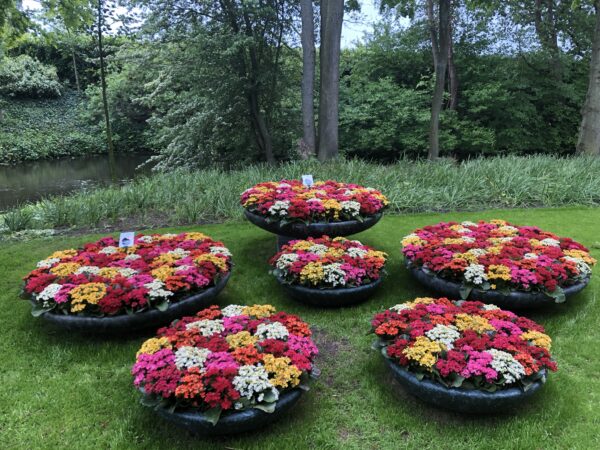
[1,207,599,449]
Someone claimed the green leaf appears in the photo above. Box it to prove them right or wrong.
[262,389,278,403]
[31,303,53,317]
[254,402,276,414]
[155,299,170,312]
[140,394,160,408]
[459,285,472,300]
[450,375,465,388]
[202,407,222,426]
[546,286,566,303]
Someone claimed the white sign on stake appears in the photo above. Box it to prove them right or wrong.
[301,174,314,187]
[119,231,135,248]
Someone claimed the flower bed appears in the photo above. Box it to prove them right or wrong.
[371,297,557,412]
[132,304,318,434]
[23,232,232,318]
[241,180,389,224]
[402,220,595,304]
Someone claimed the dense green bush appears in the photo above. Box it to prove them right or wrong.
[0,91,104,164]
[0,55,62,98]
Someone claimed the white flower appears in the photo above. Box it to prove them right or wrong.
[462,236,476,243]
[464,264,488,285]
[186,319,225,336]
[125,254,142,261]
[137,236,154,243]
[467,248,487,257]
[540,238,561,247]
[482,304,500,311]
[37,257,60,269]
[390,303,411,312]
[162,234,177,238]
[498,237,514,243]
[75,266,101,275]
[308,244,329,256]
[168,248,189,258]
[275,253,299,270]
[346,247,368,258]
[233,364,278,402]
[340,200,361,217]
[174,346,211,371]
[461,221,477,227]
[268,200,290,217]
[487,349,526,384]
[210,246,232,257]
[144,279,174,300]
[455,226,471,234]
[37,283,62,305]
[99,246,119,255]
[563,256,592,277]
[323,263,346,287]
[255,322,289,341]
[117,268,138,277]
[174,265,191,273]
[425,324,460,350]
[277,182,291,189]
[523,253,538,260]
[221,304,245,317]
[498,225,519,234]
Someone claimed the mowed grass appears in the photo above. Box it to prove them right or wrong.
[1,207,599,450]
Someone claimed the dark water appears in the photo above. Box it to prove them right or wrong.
[0,153,153,211]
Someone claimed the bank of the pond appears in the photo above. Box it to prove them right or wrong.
[2,155,600,233]
[1,208,599,449]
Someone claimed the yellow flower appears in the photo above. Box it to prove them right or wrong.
[226,331,258,349]
[242,304,276,319]
[486,246,502,255]
[521,330,552,350]
[49,249,78,260]
[455,313,495,334]
[322,199,341,219]
[291,240,313,251]
[529,239,541,247]
[496,226,519,236]
[152,253,180,266]
[490,219,508,226]
[136,337,171,357]
[98,267,121,279]
[443,238,465,245]
[401,235,425,247]
[411,297,436,306]
[366,250,388,260]
[299,262,324,286]
[454,252,478,264]
[563,249,596,265]
[69,282,107,313]
[402,336,443,368]
[262,354,302,388]
[50,262,81,277]
[487,264,511,281]
[326,247,345,258]
[185,232,209,241]
[151,265,175,282]
[194,254,228,271]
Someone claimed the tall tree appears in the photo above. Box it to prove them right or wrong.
[300,0,316,157]
[577,0,600,155]
[427,0,451,159]
[318,0,344,161]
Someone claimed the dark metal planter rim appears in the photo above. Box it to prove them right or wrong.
[244,209,383,238]
[154,388,303,435]
[405,260,590,309]
[386,359,545,414]
[31,272,231,334]
[275,274,383,307]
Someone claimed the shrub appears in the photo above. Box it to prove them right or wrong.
[0,55,62,98]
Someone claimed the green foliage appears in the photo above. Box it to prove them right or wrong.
[1,207,600,448]
[3,155,599,231]
[0,54,62,98]
[1,206,33,232]
[0,90,104,164]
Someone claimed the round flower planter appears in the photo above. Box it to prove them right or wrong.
[244,209,382,241]
[154,389,303,435]
[406,261,590,310]
[32,273,231,334]
[386,360,545,414]
[275,274,383,308]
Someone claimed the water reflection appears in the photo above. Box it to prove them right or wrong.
[0,153,153,211]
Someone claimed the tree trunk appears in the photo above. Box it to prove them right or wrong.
[577,1,600,155]
[447,10,458,110]
[428,0,451,160]
[71,49,81,92]
[533,0,562,80]
[300,0,316,157]
[317,0,344,161]
[97,0,116,181]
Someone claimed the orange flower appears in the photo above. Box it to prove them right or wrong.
[232,345,263,365]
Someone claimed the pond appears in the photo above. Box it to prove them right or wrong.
[0,153,153,211]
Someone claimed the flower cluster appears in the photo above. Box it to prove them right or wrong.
[402,220,595,296]
[132,304,318,416]
[240,180,389,223]
[23,233,232,316]
[371,297,557,390]
[269,236,387,289]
